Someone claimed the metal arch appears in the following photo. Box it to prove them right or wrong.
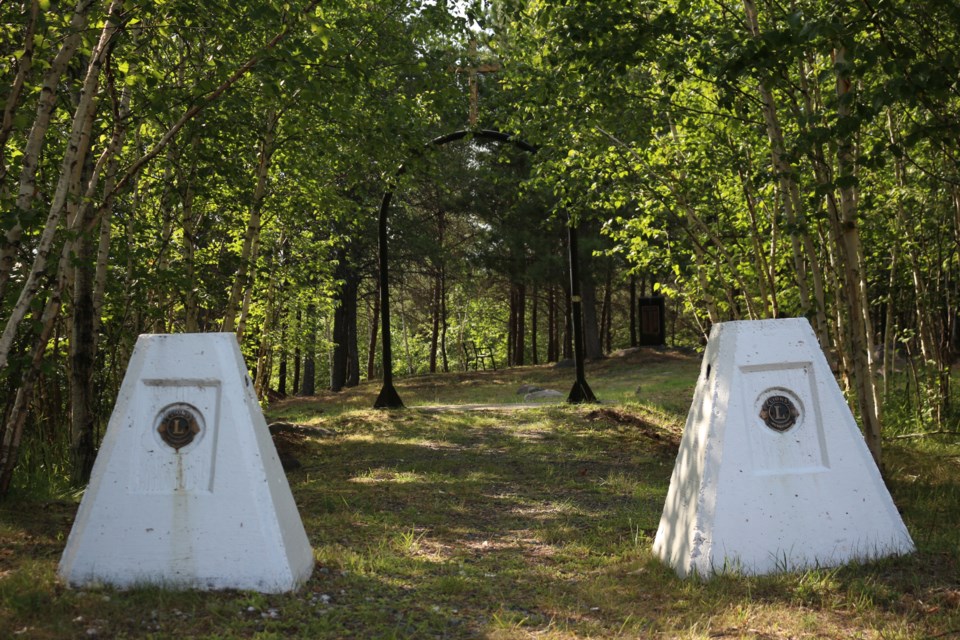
[374,129,595,408]
[428,129,538,153]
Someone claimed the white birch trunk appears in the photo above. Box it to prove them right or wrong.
[742,0,831,348]
[0,0,96,300]
[0,0,39,175]
[834,44,883,465]
[223,110,278,334]
[0,0,122,371]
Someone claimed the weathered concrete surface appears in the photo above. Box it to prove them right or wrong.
[653,318,914,577]
[59,333,313,592]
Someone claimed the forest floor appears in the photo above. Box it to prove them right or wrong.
[2,348,959,638]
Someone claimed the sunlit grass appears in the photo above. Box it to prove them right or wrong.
[268,347,701,417]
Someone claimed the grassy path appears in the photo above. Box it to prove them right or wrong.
[288,405,680,638]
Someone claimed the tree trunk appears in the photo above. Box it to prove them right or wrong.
[573,221,601,360]
[601,266,613,353]
[512,282,526,365]
[5,7,128,490]
[742,0,812,310]
[367,282,380,380]
[885,110,935,364]
[457,308,468,372]
[439,266,449,373]
[530,285,539,365]
[0,0,39,182]
[507,288,513,365]
[70,231,98,484]
[834,44,882,465]
[293,310,302,394]
[331,256,360,392]
[429,269,441,373]
[547,286,558,361]
[581,273,603,361]
[881,108,905,396]
[398,288,414,375]
[254,250,280,399]
[629,275,638,347]
[7,118,120,493]
[0,286,62,495]
[819,201,852,384]
[223,109,278,334]
[180,134,202,332]
[0,0,94,302]
[299,305,316,396]
[148,153,177,333]
[743,0,830,342]
[346,294,359,387]
[737,160,775,317]
[788,56,835,354]
[278,323,288,395]
[90,71,132,344]
[67,92,103,486]
[0,0,122,371]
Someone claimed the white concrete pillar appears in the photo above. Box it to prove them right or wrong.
[653,318,913,577]
[59,333,314,592]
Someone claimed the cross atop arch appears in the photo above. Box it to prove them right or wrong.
[450,39,501,126]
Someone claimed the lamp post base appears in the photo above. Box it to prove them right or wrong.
[567,380,598,404]
[374,384,404,409]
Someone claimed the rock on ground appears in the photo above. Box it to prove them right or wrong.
[523,389,565,402]
[516,384,544,395]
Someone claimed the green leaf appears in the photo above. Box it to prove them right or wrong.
[834,174,858,189]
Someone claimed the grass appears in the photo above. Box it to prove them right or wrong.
[269,347,699,420]
[1,347,959,638]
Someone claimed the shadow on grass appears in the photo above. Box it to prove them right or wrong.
[278,406,960,638]
[280,407,679,636]
[2,396,959,638]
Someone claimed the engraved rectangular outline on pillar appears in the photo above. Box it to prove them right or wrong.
[737,362,830,476]
[129,378,222,495]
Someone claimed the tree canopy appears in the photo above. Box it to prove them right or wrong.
[1,0,957,493]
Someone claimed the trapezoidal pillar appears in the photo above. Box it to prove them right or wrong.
[653,318,913,577]
[59,333,314,592]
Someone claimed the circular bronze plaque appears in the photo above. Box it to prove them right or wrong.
[157,406,201,450]
[759,394,799,432]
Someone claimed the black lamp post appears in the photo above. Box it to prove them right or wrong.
[566,220,597,404]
